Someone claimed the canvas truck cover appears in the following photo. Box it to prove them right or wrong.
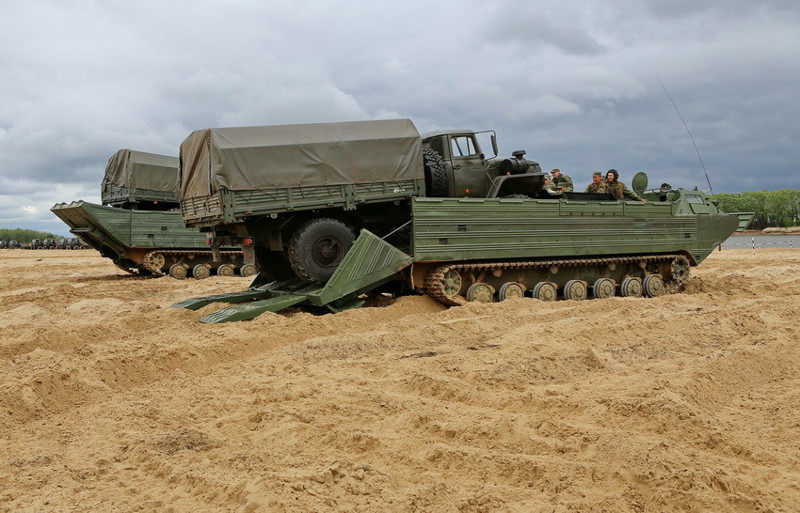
[102,149,180,192]
[180,119,423,199]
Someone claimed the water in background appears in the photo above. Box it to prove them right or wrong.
[722,235,800,249]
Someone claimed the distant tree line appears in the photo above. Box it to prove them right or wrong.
[713,189,800,230]
[0,228,61,243]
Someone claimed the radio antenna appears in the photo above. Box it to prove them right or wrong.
[657,76,714,194]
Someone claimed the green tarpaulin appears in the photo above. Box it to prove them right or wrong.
[180,119,423,199]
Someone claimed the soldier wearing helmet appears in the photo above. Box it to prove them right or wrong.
[605,169,645,201]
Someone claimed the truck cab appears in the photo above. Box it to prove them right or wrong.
[422,130,497,197]
[422,129,544,198]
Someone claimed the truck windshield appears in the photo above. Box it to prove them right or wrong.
[450,136,478,157]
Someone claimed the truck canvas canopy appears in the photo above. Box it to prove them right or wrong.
[101,149,180,192]
[180,119,423,199]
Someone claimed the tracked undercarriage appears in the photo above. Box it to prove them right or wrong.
[110,248,254,279]
[422,254,691,305]
[137,249,255,278]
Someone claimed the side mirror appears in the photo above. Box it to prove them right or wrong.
[491,134,498,157]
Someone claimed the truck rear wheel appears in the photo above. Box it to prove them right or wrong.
[288,218,356,283]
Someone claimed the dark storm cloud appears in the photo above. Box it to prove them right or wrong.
[1,0,798,233]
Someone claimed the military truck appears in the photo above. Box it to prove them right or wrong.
[180,119,541,283]
[101,149,182,210]
[174,118,751,322]
[52,149,251,279]
[65,237,86,249]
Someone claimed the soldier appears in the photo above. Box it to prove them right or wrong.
[542,174,560,195]
[585,171,607,194]
[605,169,645,201]
[550,168,573,192]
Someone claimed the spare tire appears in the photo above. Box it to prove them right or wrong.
[423,147,448,197]
[288,218,356,283]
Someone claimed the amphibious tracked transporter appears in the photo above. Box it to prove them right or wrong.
[173,119,751,322]
[52,149,252,279]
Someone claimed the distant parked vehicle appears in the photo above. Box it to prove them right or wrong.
[66,237,84,249]
[52,149,248,278]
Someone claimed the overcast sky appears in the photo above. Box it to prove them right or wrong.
[2,0,799,235]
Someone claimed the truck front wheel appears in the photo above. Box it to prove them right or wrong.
[288,218,356,283]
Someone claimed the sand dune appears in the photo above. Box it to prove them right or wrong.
[0,248,798,512]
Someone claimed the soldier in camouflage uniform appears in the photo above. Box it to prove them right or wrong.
[542,174,559,195]
[550,168,573,192]
[585,171,607,194]
[605,169,645,201]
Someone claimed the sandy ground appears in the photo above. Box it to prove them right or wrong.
[0,248,798,512]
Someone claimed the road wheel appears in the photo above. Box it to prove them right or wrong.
[498,282,525,300]
[643,274,664,297]
[620,277,643,297]
[288,218,356,283]
[532,282,557,301]
[169,263,188,280]
[423,148,448,197]
[592,278,616,299]
[465,283,494,303]
[193,264,211,280]
[217,264,235,277]
[239,264,257,277]
[563,280,587,300]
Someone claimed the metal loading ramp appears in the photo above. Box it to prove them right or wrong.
[172,229,413,323]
